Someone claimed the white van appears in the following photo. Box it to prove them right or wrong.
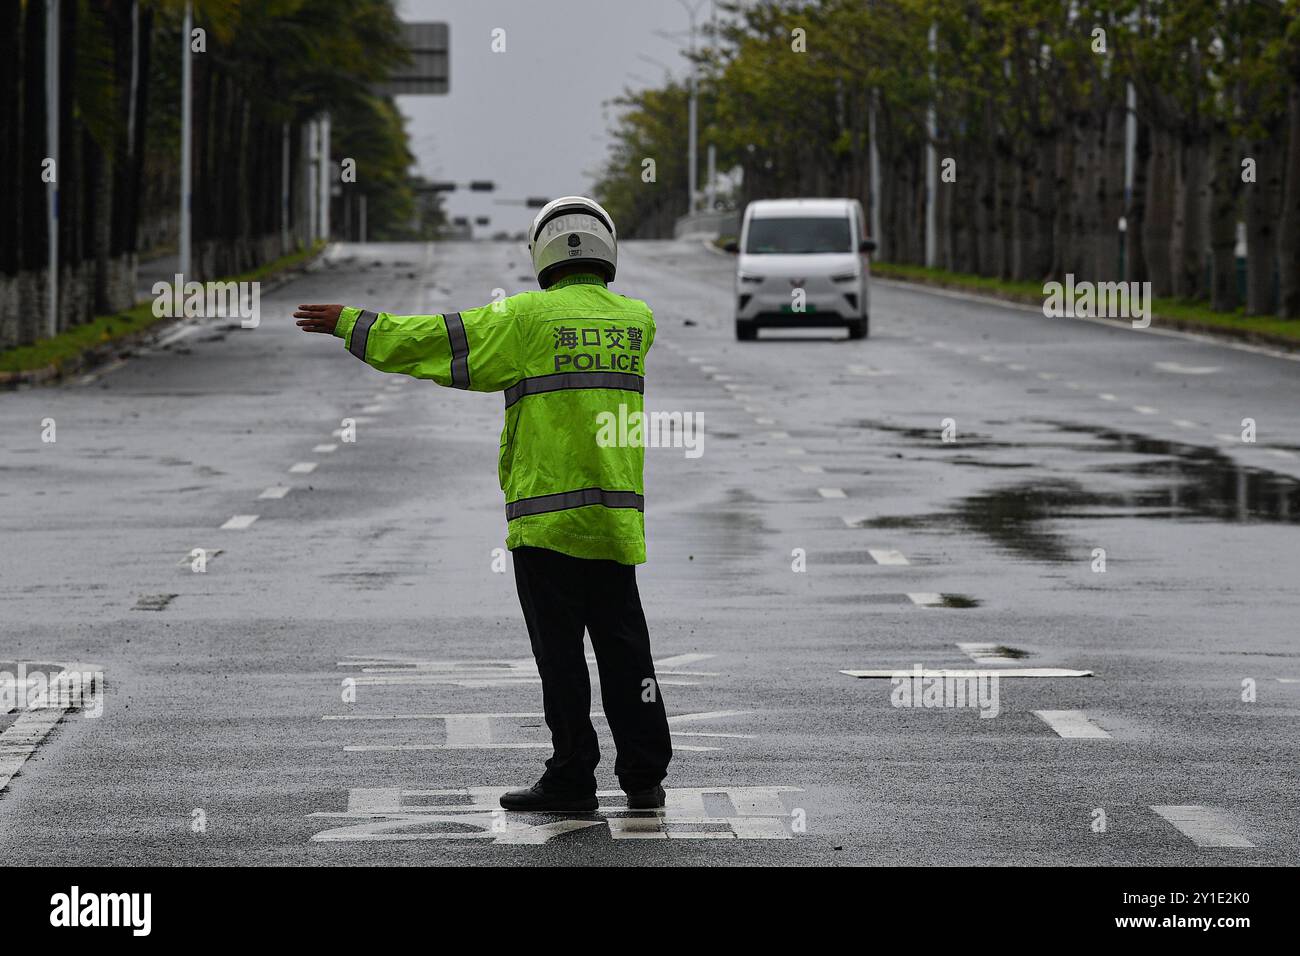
[725,198,875,341]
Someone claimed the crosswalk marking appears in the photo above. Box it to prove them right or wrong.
[1033,710,1111,738]
[289,462,317,474]
[220,514,258,529]
[1151,806,1254,848]
[258,486,290,499]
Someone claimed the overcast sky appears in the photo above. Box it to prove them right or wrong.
[395,0,716,236]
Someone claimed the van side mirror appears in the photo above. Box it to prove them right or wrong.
[859,238,878,254]
[722,239,739,254]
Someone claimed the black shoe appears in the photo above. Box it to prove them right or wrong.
[625,785,666,810]
[499,783,598,812]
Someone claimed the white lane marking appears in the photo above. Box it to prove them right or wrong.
[1133,405,1159,415]
[1037,371,1057,380]
[1098,393,1118,401]
[798,464,825,473]
[1007,363,1027,371]
[220,514,259,530]
[654,653,716,669]
[1154,361,1219,374]
[258,486,290,500]
[722,384,742,391]
[1150,806,1254,848]
[360,404,387,413]
[1268,449,1297,460]
[1215,433,1238,444]
[847,364,892,376]
[768,431,790,439]
[712,375,735,382]
[843,668,1093,678]
[0,708,67,793]
[687,356,703,363]
[289,462,318,474]
[755,417,775,425]
[957,642,1018,664]
[841,515,865,527]
[1065,382,1082,390]
[868,548,909,565]
[980,354,996,362]
[817,487,846,499]
[1033,710,1111,739]
[313,443,338,453]
[907,592,944,606]
[700,365,718,373]
[1172,419,1197,429]
[786,447,806,455]
[76,359,128,385]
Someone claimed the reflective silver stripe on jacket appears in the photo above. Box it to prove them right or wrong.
[505,487,645,521]
[445,311,470,389]
[349,310,379,361]
[503,371,644,409]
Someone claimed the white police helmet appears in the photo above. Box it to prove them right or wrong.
[528,196,617,289]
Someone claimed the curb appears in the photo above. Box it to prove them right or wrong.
[871,270,1300,355]
[0,245,328,389]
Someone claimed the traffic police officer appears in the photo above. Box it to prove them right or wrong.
[295,197,672,811]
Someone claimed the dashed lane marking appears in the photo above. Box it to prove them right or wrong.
[755,417,775,425]
[1033,710,1111,738]
[1214,434,1238,444]
[817,488,846,499]
[360,404,388,413]
[1151,806,1254,848]
[289,462,318,474]
[1098,393,1118,401]
[906,592,944,606]
[868,549,909,565]
[786,448,806,455]
[1154,361,1220,375]
[798,465,824,474]
[1172,419,1197,429]
[842,668,1093,678]
[1037,372,1057,380]
[220,514,258,530]
[313,444,338,453]
[259,486,290,499]
[957,643,1022,664]
[1007,363,1027,371]
[1268,449,1297,460]
[1133,405,1159,415]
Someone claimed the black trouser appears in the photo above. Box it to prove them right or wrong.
[512,545,672,795]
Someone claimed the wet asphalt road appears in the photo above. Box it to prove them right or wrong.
[1,239,1298,865]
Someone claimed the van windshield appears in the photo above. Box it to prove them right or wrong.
[745,216,853,254]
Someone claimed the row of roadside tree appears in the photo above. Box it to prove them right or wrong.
[595,0,1300,317]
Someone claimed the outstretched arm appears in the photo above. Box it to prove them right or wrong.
[294,302,518,392]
